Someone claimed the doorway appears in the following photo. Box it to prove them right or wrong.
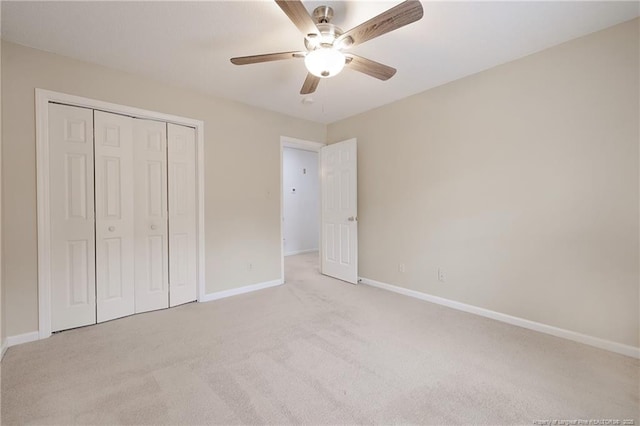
[279,136,359,284]
[283,147,319,256]
[280,137,324,281]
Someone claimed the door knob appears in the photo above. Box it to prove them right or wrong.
[108,226,115,232]
[151,225,157,230]
[348,216,357,222]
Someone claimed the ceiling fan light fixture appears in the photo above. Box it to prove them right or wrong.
[304,48,345,78]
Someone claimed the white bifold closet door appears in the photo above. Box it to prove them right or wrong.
[49,104,198,331]
[94,111,136,323]
[133,119,169,313]
[49,103,97,332]
[167,123,198,307]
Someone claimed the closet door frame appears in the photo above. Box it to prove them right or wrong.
[36,89,206,340]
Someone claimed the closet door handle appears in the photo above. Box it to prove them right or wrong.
[151,225,157,230]
[108,226,115,232]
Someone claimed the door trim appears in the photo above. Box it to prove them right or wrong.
[279,136,325,282]
[36,89,206,339]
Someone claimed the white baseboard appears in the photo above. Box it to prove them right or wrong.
[6,331,40,350]
[200,279,284,303]
[3,281,284,352]
[360,277,640,359]
[284,248,318,257]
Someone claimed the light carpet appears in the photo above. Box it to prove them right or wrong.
[1,252,638,424]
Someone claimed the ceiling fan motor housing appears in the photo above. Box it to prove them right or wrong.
[304,6,350,78]
[304,22,343,50]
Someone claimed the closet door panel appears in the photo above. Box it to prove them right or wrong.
[95,111,135,322]
[134,119,169,313]
[168,123,198,307]
[49,103,96,332]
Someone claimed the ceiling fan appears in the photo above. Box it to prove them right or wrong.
[230,0,424,95]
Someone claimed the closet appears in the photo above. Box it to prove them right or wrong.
[47,102,197,332]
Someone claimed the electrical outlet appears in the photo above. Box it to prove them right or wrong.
[398,263,405,273]
[438,268,446,282]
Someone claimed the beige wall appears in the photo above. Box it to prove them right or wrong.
[1,41,326,337]
[2,19,638,349]
[328,19,639,348]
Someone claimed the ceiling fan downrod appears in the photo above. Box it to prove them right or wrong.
[313,5,334,24]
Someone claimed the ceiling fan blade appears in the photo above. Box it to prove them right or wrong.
[336,0,423,49]
[300,73,320,94]
[230,51,305,65]
[275,0,320,39]
[345,54,397,81]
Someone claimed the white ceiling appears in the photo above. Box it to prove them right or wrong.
[2,1,638,124]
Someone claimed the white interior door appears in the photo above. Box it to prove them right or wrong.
[133,119,169,313]
[321,138,358,284]
[49,103,97,331]
[167,123,198,306]
[94,110,135,322]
